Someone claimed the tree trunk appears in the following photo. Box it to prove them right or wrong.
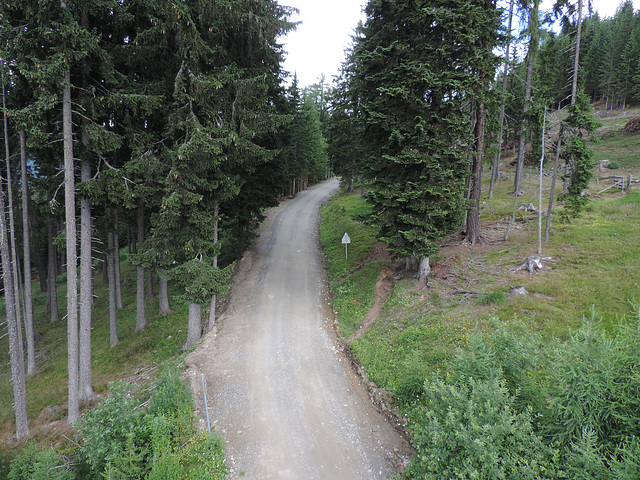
[208,201,220,332]
[348,177,354,193]
[2,65,29,440]
[114,209,123,310]
[63,70,80,423]
[47,215,59,323]
[513,0,538,196]
[0,172,29,440]
[466,99,485,245]
[537,109,546,256]
[488,0,514,200]
[571,0,582,106]
[20,130,36,375]
[4,84,24,371]
[417,257,431,285]
[545,133,563,242]
[108,228,119,348]
[135,201,146,332]
[158,275,170,316]
[185,303,202,349]
[79,156,94,401]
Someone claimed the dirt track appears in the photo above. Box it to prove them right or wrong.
[186,178,410,479]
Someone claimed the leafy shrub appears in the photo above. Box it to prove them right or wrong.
[149,368,194,440]
[405,375,558,479]
[78,367,227,480]
[606,161,620,169]
[79,381,148,474]
[8,444,74,480]
[545,314,640,454]
[560,136,594,219]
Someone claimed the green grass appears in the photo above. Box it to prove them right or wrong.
[321,162,640,410]
[0,250,191,444]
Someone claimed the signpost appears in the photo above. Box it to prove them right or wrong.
[342,232,351,261]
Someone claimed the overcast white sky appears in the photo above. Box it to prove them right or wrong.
[280,0,640,88]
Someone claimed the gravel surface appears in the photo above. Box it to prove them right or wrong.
[186,178,411,479]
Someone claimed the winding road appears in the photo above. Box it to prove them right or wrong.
[186,178,410,479]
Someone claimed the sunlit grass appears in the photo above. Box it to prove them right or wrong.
[320,175,640,410]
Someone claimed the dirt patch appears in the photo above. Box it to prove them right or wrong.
[348,266,397,342]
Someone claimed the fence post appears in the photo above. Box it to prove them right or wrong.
[627,174,632,192]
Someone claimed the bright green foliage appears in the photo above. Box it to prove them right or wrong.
[79,367,226,479]
[352,0,501,260]
[559,136,593,219]
[8,444,74,480]
[406,375,557,479]
[79,381,147,474]
[566,92,601,133]
[546,314,640,454]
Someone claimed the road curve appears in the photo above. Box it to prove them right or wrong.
[186,178,410,479]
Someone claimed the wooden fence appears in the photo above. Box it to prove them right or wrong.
[596,174,639,194]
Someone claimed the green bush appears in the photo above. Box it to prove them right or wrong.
[79,367,227,479]
[79,381,148,475]
[8,444,74,480]
[405,375,558,479]
[545,314,640,453]
[606,161,620,169]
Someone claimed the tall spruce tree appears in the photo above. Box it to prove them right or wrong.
[355,0,499,282]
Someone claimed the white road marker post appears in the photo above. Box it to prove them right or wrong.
[342,232,351,261]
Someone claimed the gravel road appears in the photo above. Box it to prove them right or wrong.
[186,178,410,479]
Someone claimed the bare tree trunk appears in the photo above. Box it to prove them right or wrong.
[63,69,80,423]
[4,83,24,369]
[2,64,29,440]
[114,209,123,310]
[0,173,29,440]
[158,275,170,316]
[545,132,563,242]
[537,109,546,256]
[79,156,94,401]
[571,0,582,106]
[513,1,538,196]
[135,201,146,332]
[47,215,59,323]
[417,257,431,285]
[108,227,119,348]
[466,99,486,245]
[20,130,36,375]
[208,201,220,332]
[488,0,514,199]
[185,303,202,349]
[348,177,354,193]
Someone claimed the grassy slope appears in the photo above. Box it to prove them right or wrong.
[321,108,640,402]
[0,251,191,446]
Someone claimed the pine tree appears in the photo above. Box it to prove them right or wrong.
[354,0,500,282]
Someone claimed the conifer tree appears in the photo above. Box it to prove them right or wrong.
[354,0,500,282]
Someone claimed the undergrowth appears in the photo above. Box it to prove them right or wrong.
[7,366,227,479]
[321,158,640,478]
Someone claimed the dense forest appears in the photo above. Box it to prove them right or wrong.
[1,0,640,477]
[0,0,329,443]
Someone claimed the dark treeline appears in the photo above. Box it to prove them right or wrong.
[0,0,328,438]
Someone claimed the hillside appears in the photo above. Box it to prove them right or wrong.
[320,107,640,445]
